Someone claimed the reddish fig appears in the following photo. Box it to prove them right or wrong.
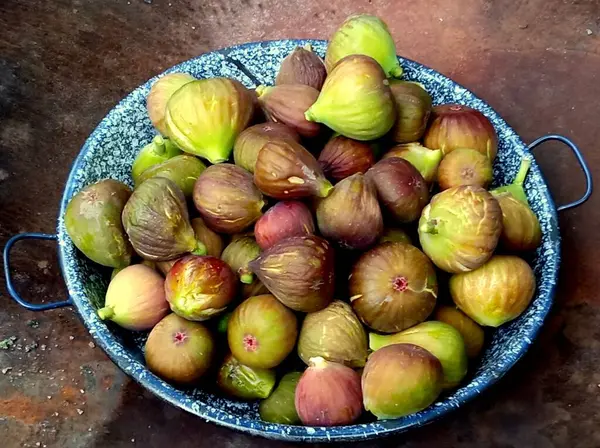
[254,201,315,250]
[318,135,375,182]
[276,44,327,90]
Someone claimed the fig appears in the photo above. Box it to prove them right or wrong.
[423,104,498,160]
[369,321,468,388]
[241,279,270,299]
[65,179,133,268]
[165,255,237,321]
[383,142,443,184]
[131,136,182,182]
[135,154,206,197]
[110,267,124,280]
[491,156,532,205]
[349,242,437,333]
[325,14,403,78]
[276,44,327,90]
[379,227,412,245]
[217,353,276,400]
[256,84,321,138]
[191,217,224,258]
[217,312,232,334]
[147,72,195,135]
[366,158,429,223]
[254,139,333,199]
[298,301,368,368]
[221,236,261,284]
[315,173,383,250]
[437,148,492,190]
[227,294,298,369]
[233,122,300,174]
[295,357,363,426]
[193,164,265,234]
[165,78,254,163]
[362,344,443,419]
[249,236,335,312]
[145,314,214,384]
[418,186,502,273]
[156,259,178,276]
[97,264,169,330]
[389,81,432,143]
[433,305,484,358]
[318,135,375,182]
[449,255,536,327]
[122,177,206,260]
[254,201,315,250]
[305,55,396,141]
[259,371,302,424]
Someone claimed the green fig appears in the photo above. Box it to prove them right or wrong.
[217,353,276,400]
[379,227,412,245]
[131,136,183,182]
[383,143,443,184]
[147,73,196,135]
[259,371,302,424]
[491,156,532,205]
[389,81,432,143]
[221,236,261,284]
[134,155,206,197]
[433,306,484,358]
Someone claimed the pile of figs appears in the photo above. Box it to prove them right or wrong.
[65,14,542,427]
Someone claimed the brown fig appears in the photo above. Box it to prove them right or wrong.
[437,148,493,190]
[389,81,432,143]
[191,217,224,258]
[276,44,327,91]
[254,201,315,250]
[147,73,195,135]
[318,135,375,182]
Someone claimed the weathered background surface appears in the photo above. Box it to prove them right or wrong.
[1,0,599,447]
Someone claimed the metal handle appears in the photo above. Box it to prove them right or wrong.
[3,233,72,311]
[528,134,593,212]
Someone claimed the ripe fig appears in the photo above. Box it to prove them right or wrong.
[389,81,432,143]
[165,255,237,321]
[424,104,498,160]
[254,201,315,250]
[256,84,321,138]
[325,14,403,78]
[135,154,206,197]
[147,72,195,135]
[305,55,396,141]
[165,78,254,163]
[433,305,485,358]
[298,301,368,368]
[193,164,265,234]
[233,122,300,174]
[316,173,383,250]
[383,143,443,184]
[241,279,270,300]
[419,186,502,273]
[362,344,443,419]
[145,313,214,384]
[98,264,169,330]
[227,294,298,369]
[276,44,327,90]
[131,136,182,182]
[318,135,375,182]
[65,179,133,268]
[259,371,301,424]
[367,158,429,223]
[369,321,468,389]
[491,156,532,205]
[156,259,178,276]
[254,139,333,199]
[221,236,261,284]
[295,357,363,426]
[191,217,224,258]
[217,353,276,400]
[494,192,542,251]
[349,242,437,333]
[379,227,412,245]
[249,236,335,312]
[122,177,206,261]
[437,148,492,190]
[449,255,536,327]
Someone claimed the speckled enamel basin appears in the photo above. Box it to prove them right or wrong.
[52,40,565,441]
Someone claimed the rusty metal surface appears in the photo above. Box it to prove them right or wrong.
[0,0,599,447]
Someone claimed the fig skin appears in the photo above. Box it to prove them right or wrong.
[165,255,237,321]
[349,242,438,333]
[254,201,315,250]
[418,186,502,273]
[256,84,321,138]
[259,371,302,424]
[131,136,183,182]
[227,294,298,369]
[491,156,532,205]
[362,343,443,419]
[221,236,261,284]
[191,217,224,258]
[249,235,336,312]
[383,143,443,184]
[295,357,363,426]
[494,192,542,251]
[318,135,375,182]
[369,321,468,389]
[433,305,485,358]
[366,158,429,223]
[135,154,206,197]
[241,279,270,300]
[437,148,493,190]
[98,265,169,330]
[423,104,498,161]
[217,353,276,400]
[305,55,396,141]
[276,44,327,91]
[449,255,536,327]
[379,227,412,245]
[193,163,265,234]
[66,179,133,268]
[389,81,432,143]
[316,173,383,250]
[233,122,300,174]
[145,313,215,384]
[254,139,333,199]
[298,301,368,368]
[147,73,195,135]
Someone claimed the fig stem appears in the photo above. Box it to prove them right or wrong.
[255,85,268,98]
[389,64,404,79]
[303,43,313,52]
[318,180,334,198]
[368,333,386,351]
[190,241,207,256]
[308,356,328,369]
[240,272,254,285]
[419,219,439,235]
[513,156,532,186]
[151,135,166,156]
[304,107,317,123]
[97,306,115,321]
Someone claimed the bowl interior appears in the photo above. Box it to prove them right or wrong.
[56,40,560,442]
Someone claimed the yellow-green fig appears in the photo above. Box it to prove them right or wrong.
[379,227,412,245]
[494,192,542,251]
[383,143,443,184]
[135,154,206,197]
[221,236,261,284]
[259,372,302,424]
[217,353,276,400]
[131,136,182,182]
[147,73,195,135]
[433,306,485,358]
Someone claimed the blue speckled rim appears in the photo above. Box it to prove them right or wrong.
[54,40,561,442]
